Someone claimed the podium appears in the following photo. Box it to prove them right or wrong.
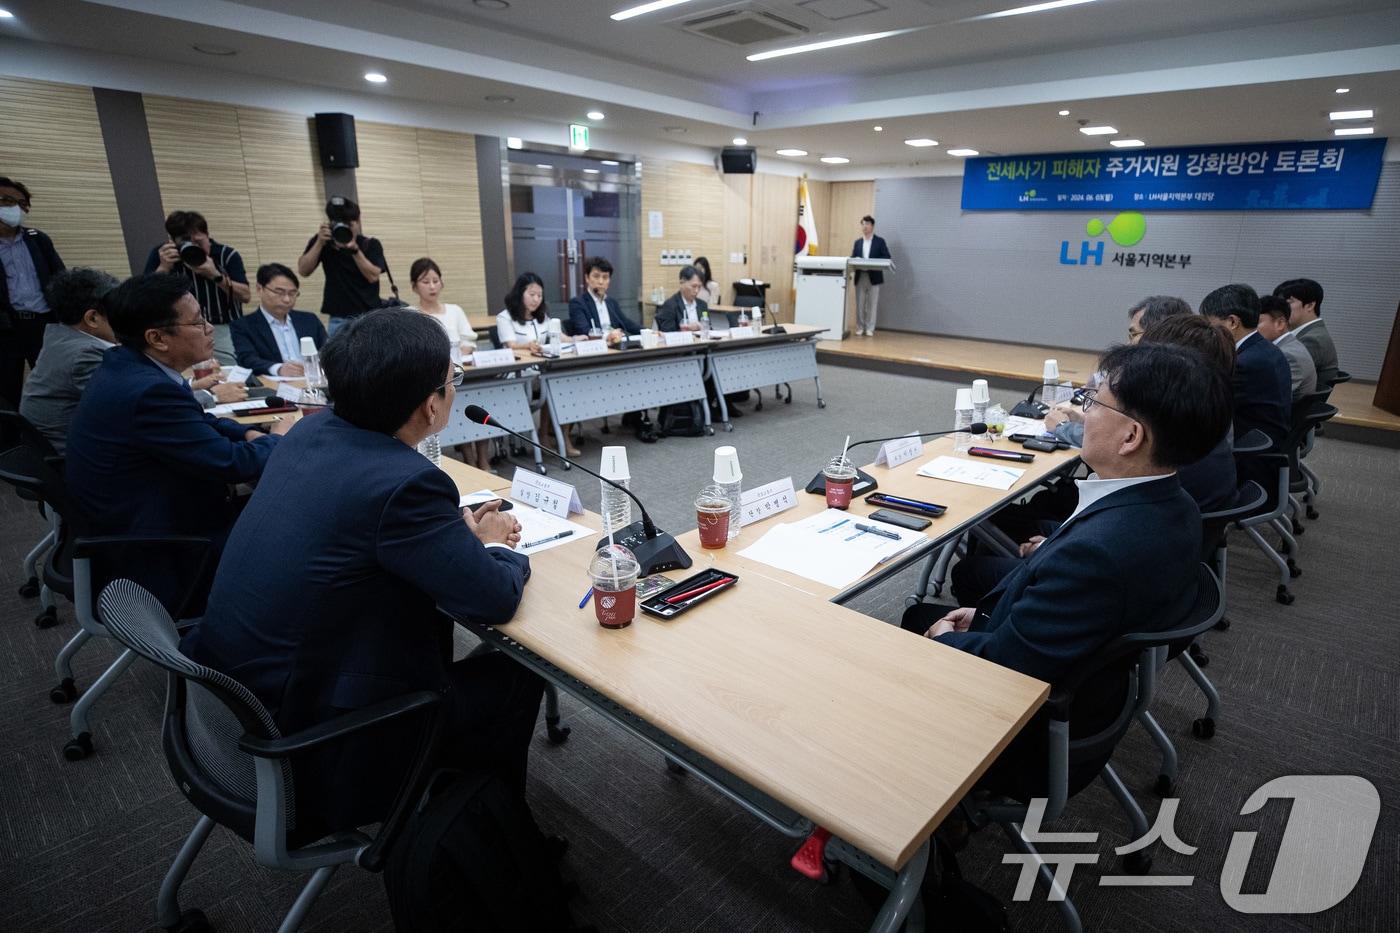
[793,255,895,341]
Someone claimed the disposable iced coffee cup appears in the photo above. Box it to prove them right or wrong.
[695,484,732,549]
[588,545,640,629]
[823,456,858,509]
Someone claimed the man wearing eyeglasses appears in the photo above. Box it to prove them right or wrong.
[66,273,291,614]
[0,176,65,408]
[229,263,328,376]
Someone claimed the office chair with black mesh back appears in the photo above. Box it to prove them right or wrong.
[97,579,443,933]
[0,406,61,617]
[967,564,1221,933]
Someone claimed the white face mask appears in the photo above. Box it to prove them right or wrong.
[0,205,23,228]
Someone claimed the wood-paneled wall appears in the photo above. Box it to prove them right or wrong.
[0,76,127,276]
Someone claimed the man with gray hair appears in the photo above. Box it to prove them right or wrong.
[1127,294,1192,343]
[654,264,709,333]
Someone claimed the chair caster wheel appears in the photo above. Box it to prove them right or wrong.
[724,423,734,432]
[1192,717,1216,739]
[904,596,920,608]
[785,396,793,405]
[34,606,58,628]
[536,464,548,475]
[1291,520,1305,535]
[1276,586,1295,606]
[163,908,210,933]
[1306,506,1319,520]
[1287,560,1302,578]
[664,756,686,776]
[50,678,77,704]
[817,400,827,409]
[1188,643,1209,668]
[63,732,94,761]
[1213,616,1231,631]
[1153,774,1175,797]
[1124,851,1153,875]
[545,721,571,745]
[562,462,572,470]
[18,576,40,598]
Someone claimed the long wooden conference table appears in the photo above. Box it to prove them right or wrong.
[435,430,1076,932]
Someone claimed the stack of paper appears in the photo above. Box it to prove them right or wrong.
[460,490,593,555]
[208,399,276,416]
[917,456,1025,490]
[737,509,927,589]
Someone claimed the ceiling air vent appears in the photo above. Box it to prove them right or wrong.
[680,9,809,46]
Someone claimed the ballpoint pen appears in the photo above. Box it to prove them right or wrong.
[578,587,593,609]
[664,577,737,605]
[523,530,574,549]
[854,522,901,540]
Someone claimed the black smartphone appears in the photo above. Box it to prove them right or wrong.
[1021,437,1061,453]
[868,508,931,531]
[464,497,514,513]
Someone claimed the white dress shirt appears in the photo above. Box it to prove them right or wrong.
[1290,317,1320,337]
[261,307,302,376]
[683,299,699,326]
[1063,473,1174,530]
[861,236,872,259]
[591,292,612,329]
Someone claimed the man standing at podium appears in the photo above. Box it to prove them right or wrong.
[851,215,890,337]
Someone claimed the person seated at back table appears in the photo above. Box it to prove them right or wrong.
[19,267,118,453]
[1272,277,1338,387]
[1200,282,1291,451]
[692,255,721,305]
[229,263,327,376]
[1257,294,1317,401]
[182,308,541,834]
[498,271,579,456]
[653,265,708,333]
[567,256,639,346]
[904,342,1230,798]
[65,273,290,612]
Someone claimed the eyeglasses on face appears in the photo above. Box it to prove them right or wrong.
[1080,386,1132,419]
[167,318,214,333]
[439,364,466,393]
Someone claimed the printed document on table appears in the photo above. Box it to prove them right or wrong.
[459,490,591,556]
[737,508,927,590]
[208,400,276,416]
[1002,415,1048,437]
[917,455,1024,490]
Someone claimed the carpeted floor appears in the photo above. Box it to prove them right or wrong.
[1,363,1396,932]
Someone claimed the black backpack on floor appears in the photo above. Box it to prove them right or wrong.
[384,769,582,932]
[658,401,706,438]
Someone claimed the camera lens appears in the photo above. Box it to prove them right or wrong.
[178,240,207,267]
[331,222,354,245]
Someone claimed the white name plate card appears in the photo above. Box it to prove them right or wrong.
[573,338,610,357]
[275,383,304,403]
[663,331,696,346]
[471,348,517,367]
[875,433,922,468]
[510,467,583,518]
[224,365,253,384]
[739,476,798,526]
[728,326,756,339]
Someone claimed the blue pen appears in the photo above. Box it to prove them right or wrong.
[875,493,945,511]
[818,518,850,534]
[578,587,593,609]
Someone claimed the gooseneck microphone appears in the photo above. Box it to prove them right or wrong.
[804,423,990,497]
[464,405,692,574]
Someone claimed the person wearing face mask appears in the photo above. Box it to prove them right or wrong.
[298,197,389,335]
[145,210,250,366]
[181,308,541,836]
[229,263,327,376]
[0,176,66,408]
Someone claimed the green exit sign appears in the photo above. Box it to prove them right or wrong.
[569,124,590,150]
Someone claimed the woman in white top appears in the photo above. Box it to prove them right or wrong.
[693,255,721,306]
[410,257,491,471]
[496,272,580,457]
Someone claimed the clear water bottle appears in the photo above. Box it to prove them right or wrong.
[712,445,743,539]
[416,433,441,466]
[699,311,711,340]
[953,388,975,453]
[599,446,633,536]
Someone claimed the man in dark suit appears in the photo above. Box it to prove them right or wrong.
[1201,283,1291,450]
[653,264,708,333]
[229,263,328,376]
[1273,278,1339,387]
[183,309,540,833]
[0,176,65,407]
[65,274,289,612]
[904,342,1231,797]
[850,214,890,336]
[567,255,639,345]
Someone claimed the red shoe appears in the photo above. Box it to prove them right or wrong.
[790,826,832,880]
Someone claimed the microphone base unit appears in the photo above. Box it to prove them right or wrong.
[762,325,787,335]
[596,520,693,575]
[804,468,878,498]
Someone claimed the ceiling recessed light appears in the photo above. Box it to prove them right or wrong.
[584,168,600,174]
[1109,139,1146,148]
[0,8,14,18]
[1335,87,1350,94]
[611,0,700,21]
[364,72,388,84]
[1079,125,1117,135]
[1334,127,1374,136]
[535,163,552,169]
[747,30,907,62]
[192,43,238,56]
[1329,109,1373,121]
[775,148,808,157]
[474,0,510,8]
[904,138,938,147]
[972,0,1097,20]
[820,156,850,164]
[873,125,883,132]
[732,136,748,145]
[663,126,687,134]
[507,137,523,149]
[484,94,515,103]
[587,110,606,121]
[1058,109,1070,116]
[601,159,620,165]
[947,148,979,157]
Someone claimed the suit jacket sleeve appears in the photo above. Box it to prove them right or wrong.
[935,535,1126,684]
[230,317,279,375]
[567,295,593,335]
[130,378,279,482]
[375,466,531,626]
[873,236,891,260]
[654,296,682,332]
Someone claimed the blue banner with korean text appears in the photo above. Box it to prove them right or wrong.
[960,138,1386,211]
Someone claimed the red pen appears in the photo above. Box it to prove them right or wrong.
[664,577,736,605]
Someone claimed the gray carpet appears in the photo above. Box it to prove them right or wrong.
[1,363,1397,932]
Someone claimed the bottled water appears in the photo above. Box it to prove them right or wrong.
[300,335,326,406]
[953,388,975,453]
[713,446,743,539]
[600,446,633,536]
[416,433,441,466]
[699,311,711,339]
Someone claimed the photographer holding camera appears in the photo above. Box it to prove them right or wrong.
[145,210,250,365]
[298,196,390,335]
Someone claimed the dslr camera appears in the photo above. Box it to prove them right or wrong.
[177,240,207,267]
[326,196,358,247]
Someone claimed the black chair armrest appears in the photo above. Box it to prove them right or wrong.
[1232,429,1271,455]
[1044,685,1074,722]
[74,534,215,559]
[239,690,442,758]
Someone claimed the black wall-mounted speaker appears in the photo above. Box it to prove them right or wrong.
[314,112,359,169]
[720,146,757,174]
